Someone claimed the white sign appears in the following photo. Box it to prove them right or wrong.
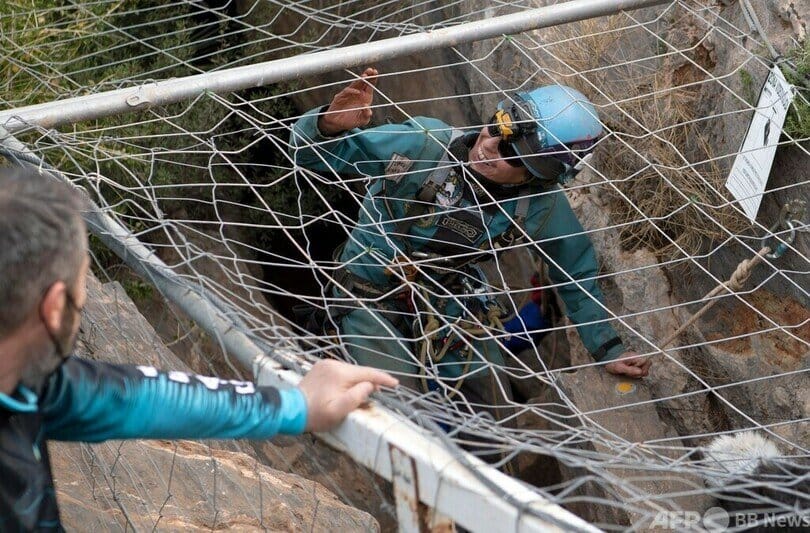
[725,65,795,221]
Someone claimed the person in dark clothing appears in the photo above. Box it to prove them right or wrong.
[0,166,398,531]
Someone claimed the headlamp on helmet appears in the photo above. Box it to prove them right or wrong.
[487,101,538,168]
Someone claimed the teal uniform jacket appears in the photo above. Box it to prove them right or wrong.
[0,357,307,531]
[291,106,624,363]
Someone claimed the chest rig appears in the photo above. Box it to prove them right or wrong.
[392,131,532,257]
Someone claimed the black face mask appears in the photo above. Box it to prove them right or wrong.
[23,291,82,391]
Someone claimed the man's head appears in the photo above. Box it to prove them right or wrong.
[0,166,89,389]
[469,85,603,186]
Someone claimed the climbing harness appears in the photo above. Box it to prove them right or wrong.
[413,262,521,399]
[416,306,502,399]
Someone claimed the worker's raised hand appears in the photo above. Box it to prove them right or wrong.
[298,358,398,432]
[605,351,651,379]
[318,67,378,136]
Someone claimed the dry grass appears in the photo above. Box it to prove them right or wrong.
[519,8,748,259]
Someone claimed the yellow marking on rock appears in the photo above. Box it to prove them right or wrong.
[616,382,636,395]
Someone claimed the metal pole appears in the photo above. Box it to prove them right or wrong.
[257,363,601,533]
[0,0,670,132]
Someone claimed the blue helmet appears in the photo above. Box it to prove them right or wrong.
[489,85,603,183]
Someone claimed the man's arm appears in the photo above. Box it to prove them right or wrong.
[535,190,626,362]
[532,192,651,378]
[289,67,451,177]
[41,358,306,442]
[290,109,450,177]
[290,66,379,175]
[41,357,397,442]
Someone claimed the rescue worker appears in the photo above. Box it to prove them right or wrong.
[290,68,651,398]
[0,166,398,530]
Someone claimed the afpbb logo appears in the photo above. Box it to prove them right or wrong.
[649,507,728,532]
[650,506,810,532]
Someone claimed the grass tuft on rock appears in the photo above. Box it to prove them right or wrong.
[783,40,810,141]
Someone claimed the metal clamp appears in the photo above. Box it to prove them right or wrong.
[125,89,151,108]
[459,265,509,321]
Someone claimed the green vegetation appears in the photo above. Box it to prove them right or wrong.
[1,1,349,279]
[122,279,154,302]
[783,40,810,140]
[4,2,202,106]
[738,68,756,106]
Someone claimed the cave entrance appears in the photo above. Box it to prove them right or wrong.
[257,214,354,322]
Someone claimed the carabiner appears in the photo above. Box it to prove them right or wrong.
[762,219,798,259]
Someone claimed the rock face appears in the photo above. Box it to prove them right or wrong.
[53,439,378,532]
[682,292,810,449]
[50,274,379,532]
[556,183,809,525]
[567,184,718,443]
[549,367,714,529]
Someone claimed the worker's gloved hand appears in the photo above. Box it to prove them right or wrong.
[318,67,378,135]
[298,359,398,432]
[605,351,651,379]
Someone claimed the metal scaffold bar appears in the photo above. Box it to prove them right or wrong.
[256,361,601,533]
[0,0,670,132]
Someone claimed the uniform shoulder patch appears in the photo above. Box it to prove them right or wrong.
[384,153,413,183]
[435,170,463,206]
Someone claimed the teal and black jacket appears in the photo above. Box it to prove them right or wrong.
[291,107,625,362]
[0,357,307,531]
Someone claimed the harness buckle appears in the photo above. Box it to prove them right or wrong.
[385,254,419,282]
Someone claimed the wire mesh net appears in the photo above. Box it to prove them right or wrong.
[1,0,808,531]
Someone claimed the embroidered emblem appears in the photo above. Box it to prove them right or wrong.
[438,215,482,243]
[436,170,463,207]
[384,153,413,182]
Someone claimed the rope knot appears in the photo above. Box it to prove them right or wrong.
[726,257,754,291]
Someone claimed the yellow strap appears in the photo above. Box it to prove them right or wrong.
[416,287,505,399]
